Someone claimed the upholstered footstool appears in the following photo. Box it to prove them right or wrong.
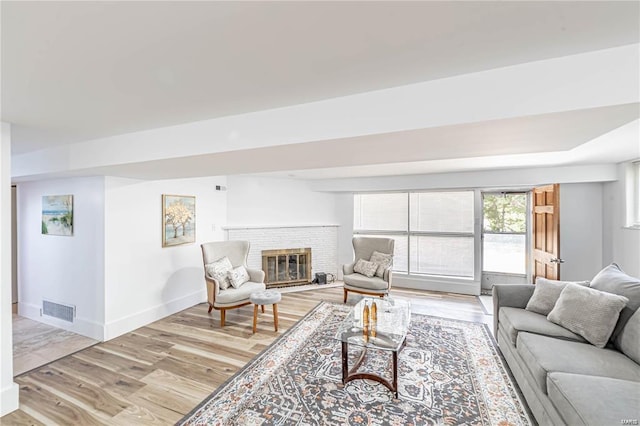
[249,290,282,333]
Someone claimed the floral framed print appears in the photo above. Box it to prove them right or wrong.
[162,195,196,247]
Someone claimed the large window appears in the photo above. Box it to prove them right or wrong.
[353,191,475,278]
[482,193,527,274]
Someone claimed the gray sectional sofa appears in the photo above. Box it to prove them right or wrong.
[493,264,640,426]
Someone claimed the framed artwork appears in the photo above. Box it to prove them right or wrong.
[42,195,73,236]
[162,194,196,247]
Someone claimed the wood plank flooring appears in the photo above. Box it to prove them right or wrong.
[2,286,490,425]
[12,314,98,376]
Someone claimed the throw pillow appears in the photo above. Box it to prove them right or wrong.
[228,265,250,289]
[205,256,233,290]
[589,263,640,348]
[525,278,590,315]
[354,259,378,278]
[369,251,393,278]
[547,283,628,348]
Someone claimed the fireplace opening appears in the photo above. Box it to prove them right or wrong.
[262,248,311,289]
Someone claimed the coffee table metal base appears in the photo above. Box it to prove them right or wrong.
[341,338,406,398]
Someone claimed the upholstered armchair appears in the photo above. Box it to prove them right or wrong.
[343,236,395,303]
[201,240,266,326]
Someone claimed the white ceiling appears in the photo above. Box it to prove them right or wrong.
[2,1,640,179]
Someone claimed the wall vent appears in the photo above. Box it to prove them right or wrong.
[42,300,75,322]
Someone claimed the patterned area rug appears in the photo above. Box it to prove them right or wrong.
[180,302,531,425]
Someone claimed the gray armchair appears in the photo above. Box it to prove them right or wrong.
[201,240,266,326]
[343,236,395,303]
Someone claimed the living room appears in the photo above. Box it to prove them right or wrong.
[1,1,639,423]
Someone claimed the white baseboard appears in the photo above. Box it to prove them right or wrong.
[18,302,104,341]
[393,274,480,296]
[104,290,206,341]
[0,382,19,416]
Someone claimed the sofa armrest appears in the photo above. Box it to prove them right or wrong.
[204,275,219,305]
[343,263,355,275]
[492,284,535,336]
[247,268,265,284]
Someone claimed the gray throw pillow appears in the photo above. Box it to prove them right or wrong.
[354,259,378,278]
[228,265,250,289]
[590,263,640,348]
[547,283,628,348]
[205,256,233,290]
[369,251,393,278]
[525,277,590,315]
[618,308,640,365]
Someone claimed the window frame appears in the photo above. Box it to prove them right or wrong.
[480,191,529,276]
[353,190,476,279]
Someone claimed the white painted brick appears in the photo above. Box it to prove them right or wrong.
[226,226,338,279]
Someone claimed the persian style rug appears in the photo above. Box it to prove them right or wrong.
[180,302,532,426]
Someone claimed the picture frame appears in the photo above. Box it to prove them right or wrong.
[42,195,73,236]
[162,194,196,247]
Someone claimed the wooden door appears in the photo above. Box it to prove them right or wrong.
[532,184,562,282]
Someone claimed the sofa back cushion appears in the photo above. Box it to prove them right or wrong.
[590,263,640,349]
[618,308,640,365]
[525,277,589,315]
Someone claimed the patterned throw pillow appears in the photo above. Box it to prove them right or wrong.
[525,278,590,315]
[205,256,233,290]
[369,251,393,278]
[228,266,250,288]
[354,259,378,278]
[547,283,629,348]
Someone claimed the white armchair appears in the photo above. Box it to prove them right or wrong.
[201,240,265,326]
[343,236,395,303]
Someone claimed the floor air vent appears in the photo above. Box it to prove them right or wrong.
[42,300,75,322]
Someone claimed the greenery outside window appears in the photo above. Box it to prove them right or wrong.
[482,193,527,275]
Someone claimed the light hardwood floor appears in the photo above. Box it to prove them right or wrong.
[12,315,98,376]
[2,286,490,425]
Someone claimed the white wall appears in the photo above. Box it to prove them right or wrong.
[0,122,19,416]
[603,163,640,278]
[17,177,106,340]
[559,183,604,281]
[226,175,339,226]
[103,176,227,340]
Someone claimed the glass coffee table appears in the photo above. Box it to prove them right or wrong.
[335,297,411,397]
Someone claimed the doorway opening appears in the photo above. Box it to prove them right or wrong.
[481,192,529,290]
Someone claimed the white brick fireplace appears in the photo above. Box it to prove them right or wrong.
[224,225,339,281]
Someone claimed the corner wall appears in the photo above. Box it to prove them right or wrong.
[0,122,18,416]
[559,183,604,281]
[103,176,227,340]
[17,177,106,340]
[603,163,640,278]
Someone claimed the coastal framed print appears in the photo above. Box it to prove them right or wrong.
[42,195,73,236]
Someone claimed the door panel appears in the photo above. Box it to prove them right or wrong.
[532,184,560,282]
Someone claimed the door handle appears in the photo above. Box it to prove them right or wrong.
[550,258,565,264]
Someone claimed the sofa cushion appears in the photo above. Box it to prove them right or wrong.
[343,273,388,291]
[547,373,640,426]
[516,332,640,395]
[619,307,640,365]
[499,307,585,345]
[547,283,628,348]
[590,263,640,348]
[525,277,589,315]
